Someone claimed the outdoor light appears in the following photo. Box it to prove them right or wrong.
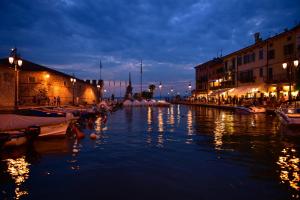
[8,48,23,110]
[17,59,22,67]
[282,63,287,69]
[9,56,14,64]
[188,83,192,90]
[159,81,162,99]
[294,59,299,67]
[70,77,77,105]
[44,74,50,79]
[97,84,100,88]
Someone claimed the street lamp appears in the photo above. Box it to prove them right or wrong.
[8,48,23,110]
[97,84,101,103]
[282,59,299,101]
[159,82,162,100]
[70,77,76,105]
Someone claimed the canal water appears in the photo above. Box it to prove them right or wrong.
[0,105,299,200]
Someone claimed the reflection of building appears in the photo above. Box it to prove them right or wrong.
[0,58,99,107]
[195,24,300,100]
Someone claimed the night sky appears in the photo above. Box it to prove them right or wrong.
[0,0,300,95]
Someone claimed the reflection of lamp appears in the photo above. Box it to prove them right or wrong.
[282,59,299,101]
[8,48,23,110]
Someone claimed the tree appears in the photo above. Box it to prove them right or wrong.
[149,84,156,93]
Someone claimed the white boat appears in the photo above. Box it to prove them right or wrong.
[236,106,266,113]
[39,122,69,137]
[0,109,74,138]
[276,101,300,126]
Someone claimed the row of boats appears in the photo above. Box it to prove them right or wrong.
[235,101,300,126]
[0,103,113,149]
[123,99,171,107]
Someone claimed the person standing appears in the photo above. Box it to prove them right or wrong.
[57,96,61,107]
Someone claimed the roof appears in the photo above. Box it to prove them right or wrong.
[0,58,87,84]
[222,24,300,59]
[195,57,223,69]
[196,24,300,66]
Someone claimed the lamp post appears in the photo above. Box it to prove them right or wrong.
[159,82,162,100]
[97,84,101,103]
[8,48,23,110]
[188,82,192,101]
[70,77,76,105]
[282,59,299,101]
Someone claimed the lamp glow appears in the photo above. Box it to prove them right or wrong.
[282,63,287,69]
[294,60,299,67]
[9,57,14,64]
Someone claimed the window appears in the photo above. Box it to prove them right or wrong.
[259,68,263,77]
[28,76,36,83]
[231,58,236,70]
[224,61,228,71]
[239,70,254,83]
[268,68,273,80]
[268,50,275,60]
[237,56,242,66]
[283,43,294,56]
[259,49,263,60]
[243,55,248,64]
[251,52,256,62]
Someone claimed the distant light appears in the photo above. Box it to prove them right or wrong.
[97,85,100,88]
[45,74,50,79]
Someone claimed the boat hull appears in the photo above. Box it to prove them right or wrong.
[0,114,67,131]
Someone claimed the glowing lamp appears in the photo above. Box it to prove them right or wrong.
[8,56,14,64]
[17,59,22,67]
[294,60,299,67]
[282,63,287,69]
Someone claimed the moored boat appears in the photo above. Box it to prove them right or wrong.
[236,106,266,113]
[0,126,40,148]
[276,101,300,126]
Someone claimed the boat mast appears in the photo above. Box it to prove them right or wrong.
[140,59,143,94]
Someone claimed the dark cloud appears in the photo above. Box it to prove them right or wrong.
[0,0,299,95]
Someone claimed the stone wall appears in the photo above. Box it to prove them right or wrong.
[0,65,15,108]
[19,71,97,105]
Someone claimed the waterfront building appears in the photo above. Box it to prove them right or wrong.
[0,58,98,108]
[194,24,300,100]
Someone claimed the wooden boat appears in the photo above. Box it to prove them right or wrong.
[276,101,300,126]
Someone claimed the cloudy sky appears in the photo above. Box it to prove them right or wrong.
[0,0,300,96]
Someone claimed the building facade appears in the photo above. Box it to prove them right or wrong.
[194,24,300,100]
[0,58,99,108]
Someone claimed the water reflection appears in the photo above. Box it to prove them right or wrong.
[5,156,30,199]
[158,108,164,133]
[277,147,300,198]
[157,108,164,147]
[213,112,225,150]
[147,107,153,132]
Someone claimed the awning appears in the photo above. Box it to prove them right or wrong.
[209,88,231,96]
[227,84,267,97]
